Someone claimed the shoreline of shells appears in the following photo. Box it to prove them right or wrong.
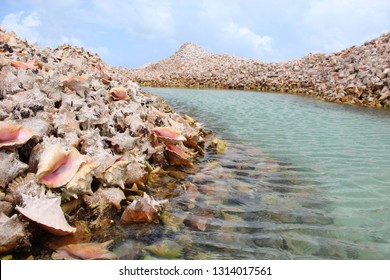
[0,26,223,259]
[128,32,390,108]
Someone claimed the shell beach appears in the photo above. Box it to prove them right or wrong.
[0,26,216,259]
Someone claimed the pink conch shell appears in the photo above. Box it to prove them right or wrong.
[53,240,117,260]
[120,193,167,224]
[36,143,85,188]
[110,87,130,100]
[0,121,38,148]
[10,60,36,70]
[165,143,193,166]
[16,195,76,236]
[61,76,88,92]
[151,127,186,144]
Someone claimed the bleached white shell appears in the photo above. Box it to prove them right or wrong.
[16,195,76,236]
[63,161,97,199]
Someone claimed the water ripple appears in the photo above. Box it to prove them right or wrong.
[146,87,390,259]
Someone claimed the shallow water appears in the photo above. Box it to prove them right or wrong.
[118,87,390,259]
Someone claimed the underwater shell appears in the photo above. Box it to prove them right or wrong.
[184,215,210,232]
[0,213,29,255]
[144,240,182,259]
[209,138,227,154]
[36,143,85,188]
[53,240,117,260]
[120,193,168,224]
[151,127,186,144]
[165,143,193,166]
[0,121,38,148]
[63,161,97,199]
[16,195,76,236]
[110,87,130,100]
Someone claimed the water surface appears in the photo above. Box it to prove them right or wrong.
[129,87,390,259]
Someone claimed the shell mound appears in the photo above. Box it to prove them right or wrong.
[129,34,390,108]
[0,25,213,258]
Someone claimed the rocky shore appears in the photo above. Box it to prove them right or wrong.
[129,32,390,108]
[0,26,219,259]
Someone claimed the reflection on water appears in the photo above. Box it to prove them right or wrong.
[113,87,390,259]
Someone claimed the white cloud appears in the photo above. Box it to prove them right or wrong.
[1,11,41,42]
[303,0,390,52]
[91,0,175,39]
[225,22,273,55]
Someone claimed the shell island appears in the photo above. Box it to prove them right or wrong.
[0,26,224,259]
[0,25,389,259]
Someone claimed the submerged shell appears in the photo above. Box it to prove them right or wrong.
[0,121,38,148]
[144,240,182,259]
[36,143,85,188]
[16,195,76,236]
[52,240,116,260]
[109,87,130,100]
[120,193,168,224]
[209,138,227,154]
[151,127,186,144]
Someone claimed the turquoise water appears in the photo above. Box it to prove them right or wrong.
[141,87,390,259]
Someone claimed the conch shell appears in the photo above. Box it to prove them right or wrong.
[120,193,167,224]
[83,187,125,211]
[63,161,97,199]
[0,152,29,188]
[0,121,38,148]
[36,143,85,188]
[165,143,193,166]
[98,160,130,189]
[109,87,130,100]
[151,127,186,144]
[52,240,117,260]
[10,60,36,70]
[16,195,76,236]
[61,76,88,91]
[0,213,29,255]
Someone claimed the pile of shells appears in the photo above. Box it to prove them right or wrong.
[129,32,390,108]
[0,26,211,259]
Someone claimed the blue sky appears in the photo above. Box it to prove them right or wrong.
[1,0,389,68]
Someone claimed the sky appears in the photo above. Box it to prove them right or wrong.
[1,0,389,68]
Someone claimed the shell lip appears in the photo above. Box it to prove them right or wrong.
[151,127,186,144]
[0,122,38,148]
[36,145,85,188]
